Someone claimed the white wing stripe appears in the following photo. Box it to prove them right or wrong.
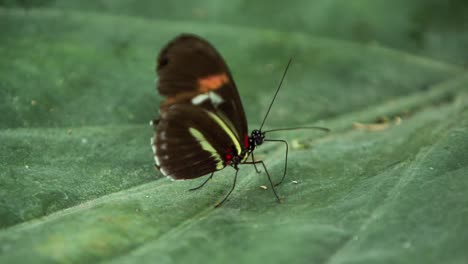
[189,128,224,170]
[205,111,242,155]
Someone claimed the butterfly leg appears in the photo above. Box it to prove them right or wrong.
[250,152,261,174]
[264,139,288,186]
[242,160,282,203]
[189,172,214,191]
[214,168,239,208]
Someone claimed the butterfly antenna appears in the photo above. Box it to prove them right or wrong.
[259,58,293,131]
[263,126,330,133]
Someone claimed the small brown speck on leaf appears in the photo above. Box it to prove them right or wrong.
[353,122,389,131]
[353,116,402,131]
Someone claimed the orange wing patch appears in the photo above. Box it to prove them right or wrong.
[162,91,198,106]
[161,73,229,107]
[198,73,229,92]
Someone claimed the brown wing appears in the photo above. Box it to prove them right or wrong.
[156,34,248,140]
[152,104,241,180]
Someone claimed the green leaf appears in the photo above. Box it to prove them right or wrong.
[1,3,467,264]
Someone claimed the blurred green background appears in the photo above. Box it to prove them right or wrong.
[1,1,467,263]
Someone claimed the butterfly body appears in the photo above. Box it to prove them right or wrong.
[150,34,301,206]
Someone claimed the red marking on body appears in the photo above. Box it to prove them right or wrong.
[244,134,249,148]
[198,73,229,92]
[224,152,233,166]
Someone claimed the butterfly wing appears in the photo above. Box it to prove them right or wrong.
[156,34,248,140]
[152,104,243,179]
[151,34,249,179]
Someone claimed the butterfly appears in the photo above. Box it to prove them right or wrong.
[150,34,328,207]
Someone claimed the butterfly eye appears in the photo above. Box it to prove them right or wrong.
[255,137,263,145]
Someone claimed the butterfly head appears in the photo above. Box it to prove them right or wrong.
[247,129,265,153]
